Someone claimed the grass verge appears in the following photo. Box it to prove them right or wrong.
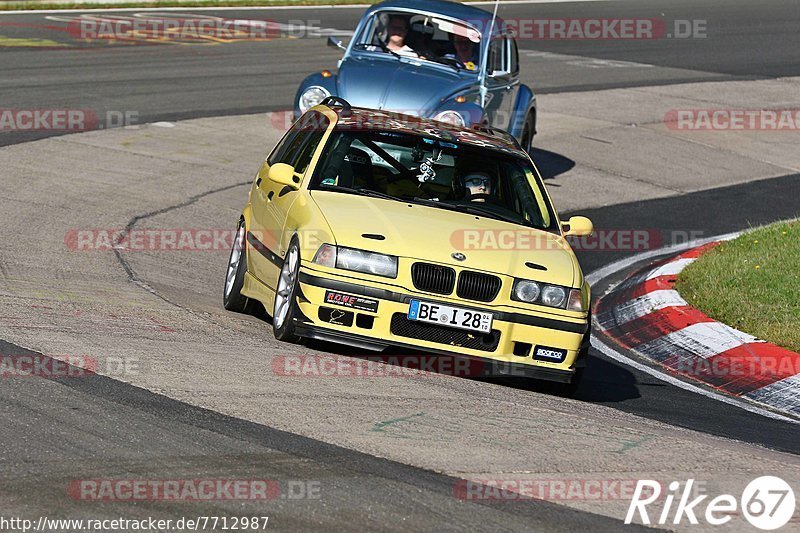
[676,219,800,353]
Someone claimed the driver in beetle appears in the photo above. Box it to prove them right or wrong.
[444,34,478,70]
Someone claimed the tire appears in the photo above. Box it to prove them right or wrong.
[272,238,302,343]
[556,322,591,398]
[556,367,584,398]
[520,111,535,154]
[223,219,254,313]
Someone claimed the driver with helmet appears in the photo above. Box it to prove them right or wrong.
[460,171,493,202]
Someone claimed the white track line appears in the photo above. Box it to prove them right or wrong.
[746,375,800,413]
[591,336,798,424]
[645,257,695,279]
[636,321,763,360]
[587,229,800,424]
[607,289,688,326]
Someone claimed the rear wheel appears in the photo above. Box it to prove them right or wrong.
[272,239,302,344]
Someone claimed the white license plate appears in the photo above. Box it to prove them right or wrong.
[407,300,493,334]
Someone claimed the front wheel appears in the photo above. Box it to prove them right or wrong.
[555,367,585,398]
[555,324,591,397]
[223,220,254,313]
[520,111,535,154]
[272,239,302,343]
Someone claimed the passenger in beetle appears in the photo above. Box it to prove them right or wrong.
[384,15,422,58]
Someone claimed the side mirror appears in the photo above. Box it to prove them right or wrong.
[268,163,300,190]
[327,36,346,50]
[562,216,593,237]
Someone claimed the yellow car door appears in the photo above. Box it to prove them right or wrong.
[249,111,331,290]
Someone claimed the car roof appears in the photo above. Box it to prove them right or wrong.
[366,0,502,31]
[330,106,523,157]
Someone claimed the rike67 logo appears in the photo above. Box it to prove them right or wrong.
[626,476,796,530]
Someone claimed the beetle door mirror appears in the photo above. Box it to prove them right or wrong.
[327,36,346,50]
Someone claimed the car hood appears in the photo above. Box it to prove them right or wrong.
[337,56,474,115]
[310,191,577,287]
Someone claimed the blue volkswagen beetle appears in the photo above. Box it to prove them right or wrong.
[294,0,537,150]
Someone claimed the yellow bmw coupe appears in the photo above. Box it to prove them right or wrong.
[224,97,594,393]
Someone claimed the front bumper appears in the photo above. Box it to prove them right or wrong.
[293,266,590,382]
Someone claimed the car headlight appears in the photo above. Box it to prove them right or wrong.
[299,86,330,113]
[512,279,582,311]
[433,110,466,127]
[541,286,567,308]
[513,280,541,303]
[313,244,397,278]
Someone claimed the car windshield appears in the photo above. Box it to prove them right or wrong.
[354,11,482,72]
[310,129,557,231]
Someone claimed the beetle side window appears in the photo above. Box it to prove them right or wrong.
[488,38,505,75]
[508,37,519,76]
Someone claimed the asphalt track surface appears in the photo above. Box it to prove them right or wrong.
[1,0,799,145]
[1,0,799,530]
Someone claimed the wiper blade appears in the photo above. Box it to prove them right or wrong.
[353,42,400,59]
[323,185,404,202]
[410,198,518,224]
[410,197,462,212]
[353,188,403,201]
[408,197,497,218]
[458,204,523,225]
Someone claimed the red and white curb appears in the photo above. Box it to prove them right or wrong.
[594,239,800,420]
